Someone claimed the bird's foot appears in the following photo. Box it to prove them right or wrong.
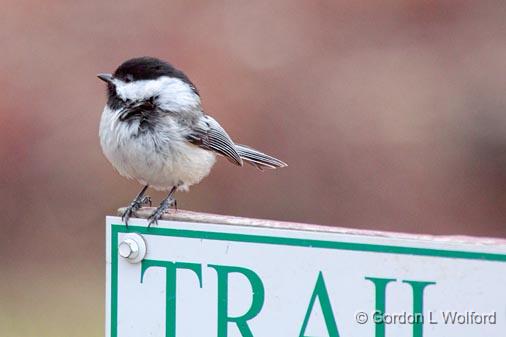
[140,196,152,207]
[122,195,152,227]
[147,196,176,227]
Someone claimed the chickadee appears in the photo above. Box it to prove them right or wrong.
[98,57,287,226]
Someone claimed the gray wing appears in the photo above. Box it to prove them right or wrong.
[186,115,243,166]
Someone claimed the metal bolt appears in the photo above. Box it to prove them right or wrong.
[119,239,139,259]
[118,233,147,263]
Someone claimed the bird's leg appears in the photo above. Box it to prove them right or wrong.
[148,186,177,227]
[121,185,149,227]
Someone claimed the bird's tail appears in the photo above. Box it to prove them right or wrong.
[235,144,287,170]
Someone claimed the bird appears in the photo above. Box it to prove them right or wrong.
[98,56,287,227]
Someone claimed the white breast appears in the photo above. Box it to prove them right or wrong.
[99,106,216,191]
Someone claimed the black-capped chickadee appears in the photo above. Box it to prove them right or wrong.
[98,57,287,226]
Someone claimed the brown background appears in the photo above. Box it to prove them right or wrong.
[1,1,506,336]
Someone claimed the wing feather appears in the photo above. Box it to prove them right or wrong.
[186,115,243,166]
[235,144,287,170]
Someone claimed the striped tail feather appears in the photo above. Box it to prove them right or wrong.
[235,144,287,170]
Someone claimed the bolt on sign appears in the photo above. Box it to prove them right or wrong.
[106,214,506,337]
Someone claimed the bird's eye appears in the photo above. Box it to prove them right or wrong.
[124,74,134,83]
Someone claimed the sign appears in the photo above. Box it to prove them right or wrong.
[106,214,506,337]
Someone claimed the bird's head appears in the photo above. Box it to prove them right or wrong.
[98,56,200,111]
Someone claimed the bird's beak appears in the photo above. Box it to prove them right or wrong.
[97,73,114,84]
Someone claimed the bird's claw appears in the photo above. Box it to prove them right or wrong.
[147,196,176,228]
[121,208,135,228]
[140,196,152,207]
[122,195,152,227]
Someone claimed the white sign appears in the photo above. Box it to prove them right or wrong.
[106,215,506,337]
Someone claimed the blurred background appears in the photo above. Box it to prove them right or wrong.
[1,0,506,336]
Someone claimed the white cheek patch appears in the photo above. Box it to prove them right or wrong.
[114,76,201,111]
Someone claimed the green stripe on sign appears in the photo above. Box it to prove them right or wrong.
[109,223,506,337]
